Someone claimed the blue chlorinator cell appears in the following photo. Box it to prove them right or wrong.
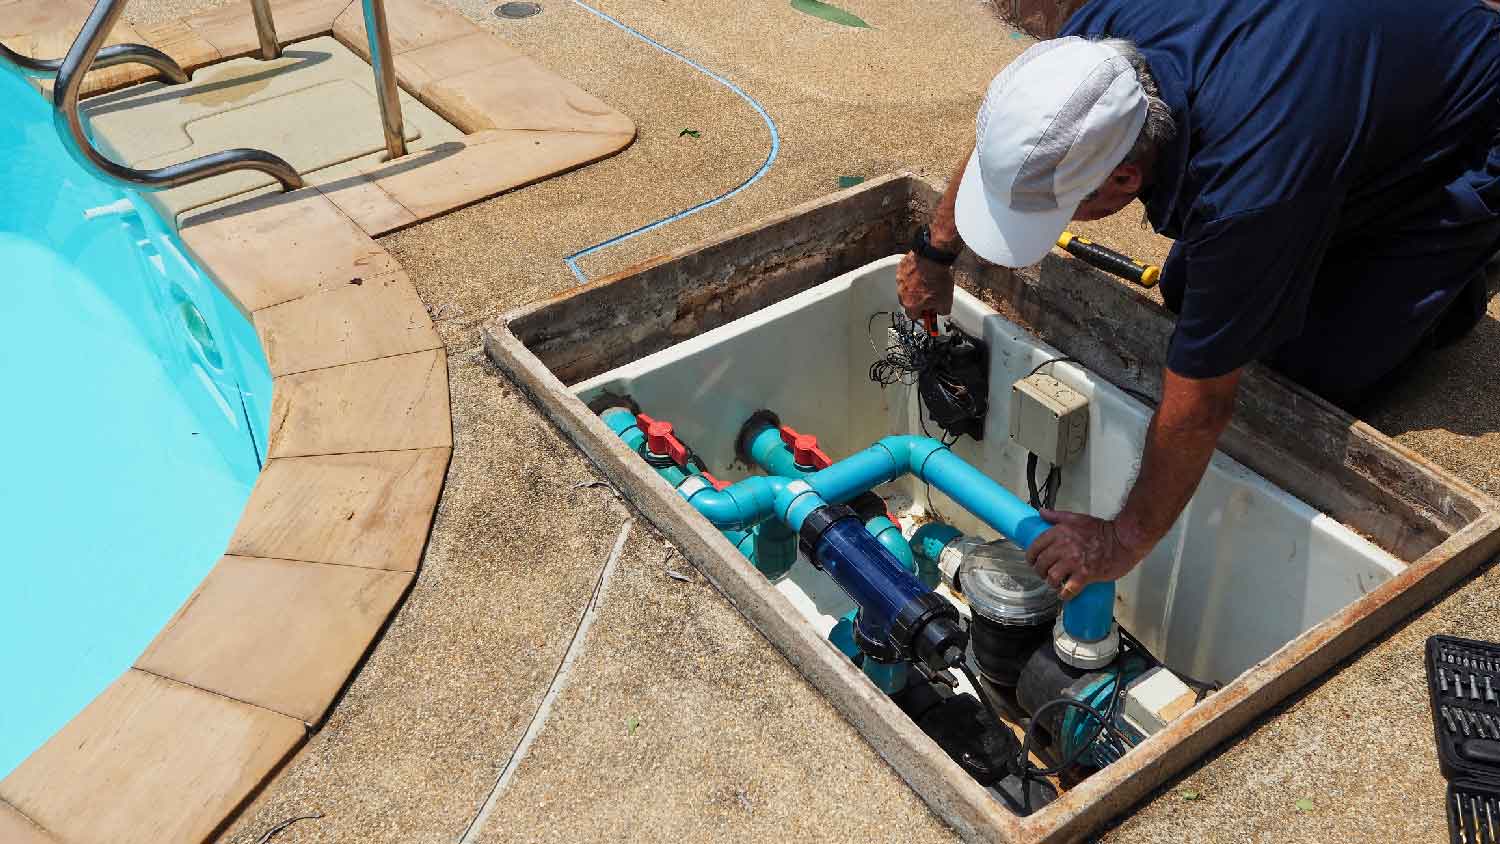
[0,64,271,776]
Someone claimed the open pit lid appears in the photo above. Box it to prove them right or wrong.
[950,537,1060,626]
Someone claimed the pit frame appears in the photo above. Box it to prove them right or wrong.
[483,173,1500,843]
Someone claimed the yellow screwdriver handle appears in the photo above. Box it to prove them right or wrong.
[1057,231,1161,288]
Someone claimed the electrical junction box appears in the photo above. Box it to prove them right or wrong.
[1121,667,1197,737]
[1009,372,1089,465]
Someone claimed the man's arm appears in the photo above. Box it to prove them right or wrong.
[1026,366,1242,598]
[897,146,973,319]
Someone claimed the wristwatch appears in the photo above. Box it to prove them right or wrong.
[911,225,961,265]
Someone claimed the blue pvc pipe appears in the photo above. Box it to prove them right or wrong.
[910,522,962,564]
[745,423,803,477]
[601,407,645,452]
[745,423,915,574]
[657,435,1052,549]
[862,658,908,695]
[610,415,1113,642]
[909,522,962,590]
[894,441,1052,548]
[865,514,915,574]
[1063,582,1116,642]
[828,610,860,660]
[751,518,797,581]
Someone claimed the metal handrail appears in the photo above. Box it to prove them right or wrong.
[52,0,303,192]
[361,0,406,159]
[5,0,407,194]
[0,40,189,83]
[250,0,281,60]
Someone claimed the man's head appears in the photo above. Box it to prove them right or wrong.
[954,37,1174,266]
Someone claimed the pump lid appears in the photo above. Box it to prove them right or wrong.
[953,538,1060,626]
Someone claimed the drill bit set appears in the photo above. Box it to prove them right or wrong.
[1428,636,1500,843]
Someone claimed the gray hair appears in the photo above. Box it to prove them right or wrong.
[1095,37,1175,164]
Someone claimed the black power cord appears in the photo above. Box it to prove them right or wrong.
[1025,453,1061,511]
[1117,626,1219,703]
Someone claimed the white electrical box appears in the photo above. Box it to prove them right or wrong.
[1121,667,1197,737]
[1009,372,1089,465]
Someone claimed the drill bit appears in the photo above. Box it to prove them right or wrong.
[1445,707,1461,734]
[1461,709,1474,737]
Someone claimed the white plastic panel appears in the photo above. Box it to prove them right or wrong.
[573,256,1404,686]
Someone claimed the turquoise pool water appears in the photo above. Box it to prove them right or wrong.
[0,67,271,776]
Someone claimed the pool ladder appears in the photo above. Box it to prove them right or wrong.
[0,0,408,193]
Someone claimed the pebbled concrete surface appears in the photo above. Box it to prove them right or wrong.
[89,0,1494,840]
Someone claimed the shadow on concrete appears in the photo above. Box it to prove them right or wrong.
[176,139,466,229]
[1365,282,1500,440]
[80,48,332,119]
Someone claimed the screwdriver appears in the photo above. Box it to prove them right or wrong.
[1057,231,1161,288]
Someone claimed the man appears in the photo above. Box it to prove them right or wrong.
[899,0,1500,600]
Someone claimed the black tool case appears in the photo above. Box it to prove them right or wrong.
[1427,635,1500,843]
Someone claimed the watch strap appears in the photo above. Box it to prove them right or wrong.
[912,225,960,265]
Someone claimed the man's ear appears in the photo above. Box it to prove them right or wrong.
[1111,162,1144,195]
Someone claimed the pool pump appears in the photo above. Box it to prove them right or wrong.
[593,399,1174,809]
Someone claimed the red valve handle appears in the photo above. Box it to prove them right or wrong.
[636,413,690,467]
[779,424,832,470]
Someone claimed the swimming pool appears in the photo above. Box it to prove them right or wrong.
[0,65,271,777]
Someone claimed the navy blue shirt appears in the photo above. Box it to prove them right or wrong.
[1060,0,1500,378]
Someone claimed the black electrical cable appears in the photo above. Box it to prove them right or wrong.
[1026,452,1063,511]
[1026,453,1042,509]
[1028,356,1077,378]
[1117,626,1220,703]
[1017,693,1134,778]
[867,311,985,442]
[1029,354,1158,406]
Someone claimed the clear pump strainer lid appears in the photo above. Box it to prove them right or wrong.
[948,537,1060,626]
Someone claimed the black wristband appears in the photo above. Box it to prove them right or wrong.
[912,225,961,266]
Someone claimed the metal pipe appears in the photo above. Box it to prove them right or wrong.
[1,39,188,83]
[52,0,302,193]
[249,0,281,60]
[360,0,406,159]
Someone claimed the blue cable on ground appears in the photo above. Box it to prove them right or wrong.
[565,1,781,283]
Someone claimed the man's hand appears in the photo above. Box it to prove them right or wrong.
[1025,367,1243,601]
[897,251,955,319]
[899,145,972,319]
[1025,510,1150,600]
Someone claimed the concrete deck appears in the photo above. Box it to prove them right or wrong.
[11,0,1498,841]
[211,1,1500,842]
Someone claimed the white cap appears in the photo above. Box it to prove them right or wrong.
[955,37,1148,267]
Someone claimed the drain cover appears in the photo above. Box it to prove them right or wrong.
[495,1,541,18]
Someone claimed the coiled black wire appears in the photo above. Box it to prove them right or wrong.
[866,311,982,446]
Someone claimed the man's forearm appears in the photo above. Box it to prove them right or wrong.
[1113,369,1242,553]
[929,145,974,252]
